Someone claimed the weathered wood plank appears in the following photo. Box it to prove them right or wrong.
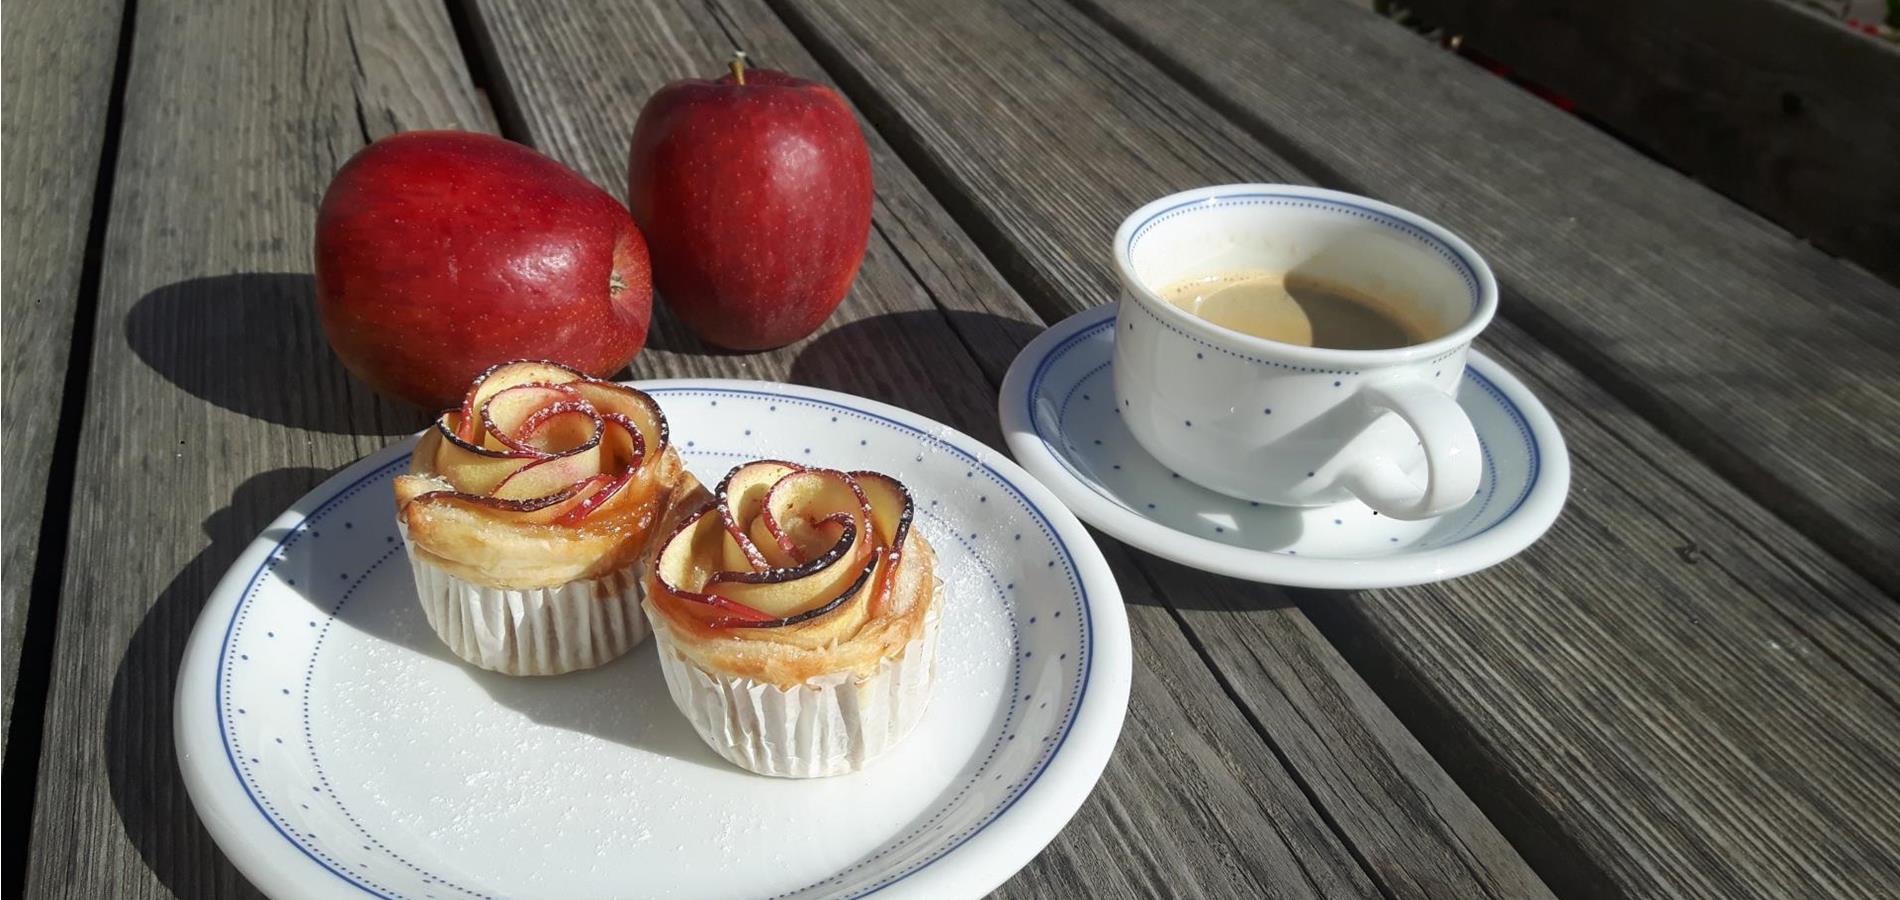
[1399,0,1900,285]
[468,0,1547,895]
[21,3,486,896]
[341,0,495,139]
[1068,0,1900,597]
[766,0,1900,894]
[0,0,124,750]
[1302,316,1900,898]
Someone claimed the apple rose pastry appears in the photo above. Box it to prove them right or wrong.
[393,360,686,676]
[642,459,940,777]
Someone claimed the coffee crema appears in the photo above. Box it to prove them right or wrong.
[1156,269,1435,350]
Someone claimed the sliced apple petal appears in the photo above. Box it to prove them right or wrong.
[654,502,777,623]
[598,413,647,473]
[852,470,915,552]
[439,410,476,448]
[481,383,588,452]
[409,427,445,477]
[551,470,634,525]
[715,555,877,629]
[648,462,922,632]
[705,521,859,617]
[656,501,725,593]
[518,405,601,455]
[459,360,588,438]
[571,382,668,454]
[761,468,870,563]
[491,441,605,501]
[408,480,596,527]
[431,420,536,494]
[715,460,802,570]
[721,525,758,573]
[664,591,785,627]
[748,515,799,568]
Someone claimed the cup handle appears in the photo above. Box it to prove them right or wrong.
[1337,379,1481,520]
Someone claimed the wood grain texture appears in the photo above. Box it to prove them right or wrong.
[468,0,1546,895]
[0,0,124,749]
[767,0,1900,894]
[341,0,496,139]
[1301,316,1900,898]
[21,2,486,896]
[1398,0,1900,285]
[1068,0,1900,597]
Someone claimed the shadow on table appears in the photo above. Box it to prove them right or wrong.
[1106,546,1306,613]
[635,302,737,361]
[125,273,427,436]
[106,467,327,900]
[789,308,1047,395]
[786,308,1048,448]
[789,307,1312,618]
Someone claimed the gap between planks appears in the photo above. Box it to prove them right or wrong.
[1,0,139,896]
[1061,0,1900,599]
[751,0,1900,895]
[456,0,1542,895]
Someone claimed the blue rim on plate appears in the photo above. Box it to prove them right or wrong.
[999,306,1570,589]
[177,380,1133,900]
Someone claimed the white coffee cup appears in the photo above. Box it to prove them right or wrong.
[1111,184,1498,520]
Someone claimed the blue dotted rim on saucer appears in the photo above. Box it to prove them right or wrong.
[1000,305,1570,588]
[211,387,1099,900]
[1034,312,1539,548]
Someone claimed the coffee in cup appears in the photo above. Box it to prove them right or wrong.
[1112,185,1499,519]
[1156,269,1438,351]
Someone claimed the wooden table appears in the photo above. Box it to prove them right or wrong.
[7,1,1900,897]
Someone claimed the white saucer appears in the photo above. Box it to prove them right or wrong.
[999,306,1569,588]
[175,380,1131,899]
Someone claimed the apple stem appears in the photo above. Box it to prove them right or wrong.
[609,272,627,295]
[730,50,747,85]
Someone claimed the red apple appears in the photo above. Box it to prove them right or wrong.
[317,131,652,409]
[627,56,872,350]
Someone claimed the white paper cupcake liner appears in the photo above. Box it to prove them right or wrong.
[645,597,941,778]
[400,534,649,676]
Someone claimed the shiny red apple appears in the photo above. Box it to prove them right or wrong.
[317,131,652,409]
[627,56,873,351]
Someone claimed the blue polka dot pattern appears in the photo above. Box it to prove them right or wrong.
[1020,305,1544,565]
[212,387,1104,900]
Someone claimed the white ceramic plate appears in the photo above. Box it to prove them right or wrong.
[176,380,1132,900]
[1000,306,1569,588]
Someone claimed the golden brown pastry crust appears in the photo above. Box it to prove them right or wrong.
[642,470,939,688]
[400,445,684,588]
[394,361,686,590]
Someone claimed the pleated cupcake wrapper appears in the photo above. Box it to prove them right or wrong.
[646,597,942,778]
[398,525,648,676]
